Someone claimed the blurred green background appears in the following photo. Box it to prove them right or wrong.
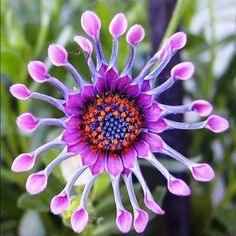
[1,0,236,235]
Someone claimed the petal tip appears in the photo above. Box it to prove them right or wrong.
[28,61,48,82]
[48,44,68,66]
[10,84,31,100]
[126,24,145,45]
[192,163,215,182]
[71,208,89,233]
[207,115,229,133]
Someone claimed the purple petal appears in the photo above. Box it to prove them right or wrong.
[48,44,68,66]
[167,177,191,196]
[11,153,35,172]
[126,24,145,45]
[136,92,153,108]
[17,113,38,132]
[145,118,168,133]
[144,197,165,215]
[71,208,89,233]
[168,32,187,51]
[106,155,123,176]
[141,133,164,152]
[115,76,131,91]
[141,79,151,92]
[143,102,162,121]
[134,210,149,233]
[26,171,48,195]
[50,192,70,214]
[90,155,105,175]
[134,141,150,158]
[82,85,95,101]
[81,148,98,165]
[171,62,195,80]
[64,93,83,115]
[66,116,82,129]
[28,61,48,82]
[95,77,107,94]
[10,84,31,100]
[105,69,119,91]
[62,129,81,145]
[122,148,137,168]
[206,115,229,133]
[68,140,88,154]
[125,84,140,98]
[109,13,128,38]
[191,100,213,116]
[81,11,101,38]
[191,163,215,182]
[74,36,93,55]
[116,210,132,233]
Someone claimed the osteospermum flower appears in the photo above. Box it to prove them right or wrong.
[10,11,229,233]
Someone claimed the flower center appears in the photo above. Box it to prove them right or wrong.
[82,93,143,153]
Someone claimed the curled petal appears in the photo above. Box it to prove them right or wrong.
[126,24,145,45]
[48,44,68,66]
[11,153,35,172]
[10,84,31,100]
[116,210,132,233]
[50,192,70,214]
[167,177,191,196]
[171,62,195,80]
[28,61,48,82]
[144,197,165,215]
[74,36,93,55]
[191,163,215,182]
[17,113,38,132]
[81,11,101,38]
[71,208,89,233]
[168,32,187,50]
[206,115,229,133]
[109,13,128,38]
[26,172,48,195]
[191,100,213,116]
[134,210,149,233]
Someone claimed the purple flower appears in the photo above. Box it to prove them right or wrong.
[10,11,229,234]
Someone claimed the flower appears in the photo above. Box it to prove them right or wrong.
[10,11,229,234]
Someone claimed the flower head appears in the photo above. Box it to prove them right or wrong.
[11,11,229,233]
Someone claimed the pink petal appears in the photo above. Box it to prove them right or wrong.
[191,163,215,182]
[142,133,164,152]
[191,100,213,116]
[206,115,229,133]
[17,113,38,132]
[134,210,149,233]
[144,197,165,215]
[171,62,195,80]
[62,129,81,145]
[90,155,105,175]
[81,148,98,165]
[28,61,48,82]
[74,36,93,55]
[116,210,132,233]
[48,44,68,66]
[26,172,48,195]
[106,155,123,176]
[145,119,168,133]
[168,177,191,196]
[68,141,88,154]
[11,153,35,172]
[10,84,31,100]
[109,13,128,38]
[50,192,70,214]
[81,11,101,38]
[71,208,89,233]
[134,141,150,158]
[122,148,137,168]
[168,32,187,50]
[126,24,145,45]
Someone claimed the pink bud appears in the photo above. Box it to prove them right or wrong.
[48,44,68,66]
[116,210,132,233]
[171,62,194,80]
[81,11,101,38]
[109,13,128,38]
[134,210,149,233]
[168,177,191,196]
[71,208,89,233]
[191,163,215,182]
[126,24,145,45]
[168,32,187,51]
[11,153,35,172]
[50,192,70,214]
[191,100,213,116]
[206,115,229,133]
[17,113,38,132]
[28,61,48,82]
[26,172,48,195]
[10,84,31,100]
[74,36,93,55]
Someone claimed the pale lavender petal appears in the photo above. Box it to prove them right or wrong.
[141,133,164,152]
[206,115,229,133]
[122,148,137,168]
[50,192,70,214]
[71,208,89,233]
[168,32,187,51]
[90,155,105,175]
[74,36,93,55]
[134,210,149,233]
[134,141,150,158]
[126,24,145,45]
[17,113,38,132]
[28,61,48,82]
[48,44,68,66]
[11,153,35,172]
[116,210,132,233]
[171,62,194,80]
[191,100,213,116]
[106,155,123,176]
[81,148,98,165]
[109,13,128,38]
[10,84,31,100]
[26,171,48,195]
[167,177,191,196]
[191,163,215,182]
